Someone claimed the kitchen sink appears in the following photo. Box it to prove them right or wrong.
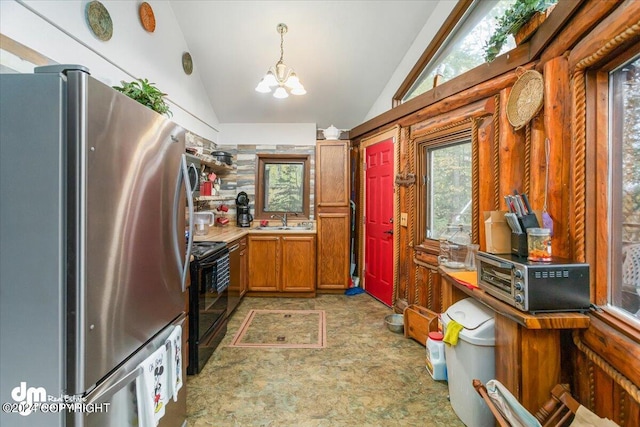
[254,224,314,231]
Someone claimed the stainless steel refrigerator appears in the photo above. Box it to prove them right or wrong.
[0,65,193,427]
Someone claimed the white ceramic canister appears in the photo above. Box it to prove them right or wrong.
[426,331,447,381]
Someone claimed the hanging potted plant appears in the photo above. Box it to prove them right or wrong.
[112,78,172,117]
[484,0,557,63]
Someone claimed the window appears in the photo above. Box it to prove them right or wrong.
[424,141,472,239]
[255,154,310,220]
[417,125,473,241]
[609,55,640,320]
[401,0,517,103]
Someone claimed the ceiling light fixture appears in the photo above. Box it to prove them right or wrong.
[255,23,306,98]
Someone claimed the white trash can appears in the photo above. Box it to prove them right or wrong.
[441,298,495,427]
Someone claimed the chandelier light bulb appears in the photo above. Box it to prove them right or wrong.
[256,23,306,99]
[255,79,271,93]
[273,86,289,99]
[263,70,278,87]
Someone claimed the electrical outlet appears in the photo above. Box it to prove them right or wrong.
[400,213,408,227]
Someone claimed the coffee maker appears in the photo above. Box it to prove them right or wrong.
[236,191,253,227]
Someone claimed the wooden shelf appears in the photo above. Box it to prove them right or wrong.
[200,159,233,174]
[195,195,236,201]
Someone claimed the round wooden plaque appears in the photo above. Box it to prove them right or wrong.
[139,2,156,33]
[182,52,193,75]
[85,1,113,41]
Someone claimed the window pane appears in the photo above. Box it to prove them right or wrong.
[404,0,517,102]
[427,141,472,239]
[263,163,304,213]
[610,56,640,318]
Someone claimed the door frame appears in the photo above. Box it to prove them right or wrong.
[359,125,400,305]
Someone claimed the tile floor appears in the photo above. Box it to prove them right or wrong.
[187,293,464,426]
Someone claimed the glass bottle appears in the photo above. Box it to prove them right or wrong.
[465,244,479,271]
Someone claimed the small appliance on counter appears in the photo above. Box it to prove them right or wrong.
[476,251,590,313]
[236,191,253,227]
[193,211,215,235]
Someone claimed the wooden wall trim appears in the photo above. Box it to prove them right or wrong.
[351,50,532,140]
[573,328,640,403]
[570,3,640,263]
[471,118,480,244]
[352,1,585,141]
[537,0,620,69]
[492,94,501,210]
[358,126,400,297]
[568,1,640,69]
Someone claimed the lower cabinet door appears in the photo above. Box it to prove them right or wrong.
[248,235,280,291]
[281,236,316,292]
[317,210,350,289]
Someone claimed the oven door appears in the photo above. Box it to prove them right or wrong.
[477,254,517,306]
[188,253,229,374]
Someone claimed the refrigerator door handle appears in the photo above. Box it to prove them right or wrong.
[177,154,194,292]
[85,366,143,405]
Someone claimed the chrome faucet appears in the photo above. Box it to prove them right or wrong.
[271,213,287,227]
[270,212,297,227]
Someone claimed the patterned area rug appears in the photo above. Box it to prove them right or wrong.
[229,309,326,349]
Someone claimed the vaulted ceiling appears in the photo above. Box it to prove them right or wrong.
[170,1,447,130]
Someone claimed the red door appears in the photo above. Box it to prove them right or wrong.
[364,139,394,306]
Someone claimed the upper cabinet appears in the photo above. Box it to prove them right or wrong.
[316,140,350,207]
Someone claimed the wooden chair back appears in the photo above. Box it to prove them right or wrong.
[473,380,580,427]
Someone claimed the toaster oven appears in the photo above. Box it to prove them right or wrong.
[476,252,590,313]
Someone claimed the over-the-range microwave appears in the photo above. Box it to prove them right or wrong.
[476,251,590,313]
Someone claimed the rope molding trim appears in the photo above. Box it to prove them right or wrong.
[571,18,640,263]
[493,94,501,210]
[524,122,531,195]
[572,330,640,405]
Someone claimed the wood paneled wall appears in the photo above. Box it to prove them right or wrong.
[352,0,640,421]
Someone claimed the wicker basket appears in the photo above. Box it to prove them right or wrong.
[507,68,544,131]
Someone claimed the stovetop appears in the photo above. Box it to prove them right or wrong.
[191,241,227,260]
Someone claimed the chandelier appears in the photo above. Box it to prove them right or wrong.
[255,23,306,98]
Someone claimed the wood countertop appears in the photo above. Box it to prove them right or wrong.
[439,267,590,330]
[193,221,316,244]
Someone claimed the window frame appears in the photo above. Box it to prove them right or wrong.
[254,153,310,220]
[588,45,640,326]
[414,120,478,250]
[393,0,473,106]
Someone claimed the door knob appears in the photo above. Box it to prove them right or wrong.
[384,229,394,235]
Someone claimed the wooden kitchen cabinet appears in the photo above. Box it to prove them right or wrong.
[316,140,350,207]
[248,234,316,295]
[248,235,279,292]
[281,236,316,292]
[316,140,351,291]
[317,210,350,290]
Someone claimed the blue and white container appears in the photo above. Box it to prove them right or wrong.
[426,331,447,380]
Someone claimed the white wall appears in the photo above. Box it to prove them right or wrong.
[219,123,317,146]
[363,0,457,122]
[0,0,219,142]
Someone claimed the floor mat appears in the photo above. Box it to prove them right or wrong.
[229,309,326,349]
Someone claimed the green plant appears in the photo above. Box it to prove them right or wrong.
[112,78,172,117]
[484,0,556,63]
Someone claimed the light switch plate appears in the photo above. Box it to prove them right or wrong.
[400,212,408,227]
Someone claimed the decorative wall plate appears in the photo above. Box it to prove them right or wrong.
[139,2,156,33]
[182,52,193,75]
[507,69,544,130]
[85,1,113,41]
